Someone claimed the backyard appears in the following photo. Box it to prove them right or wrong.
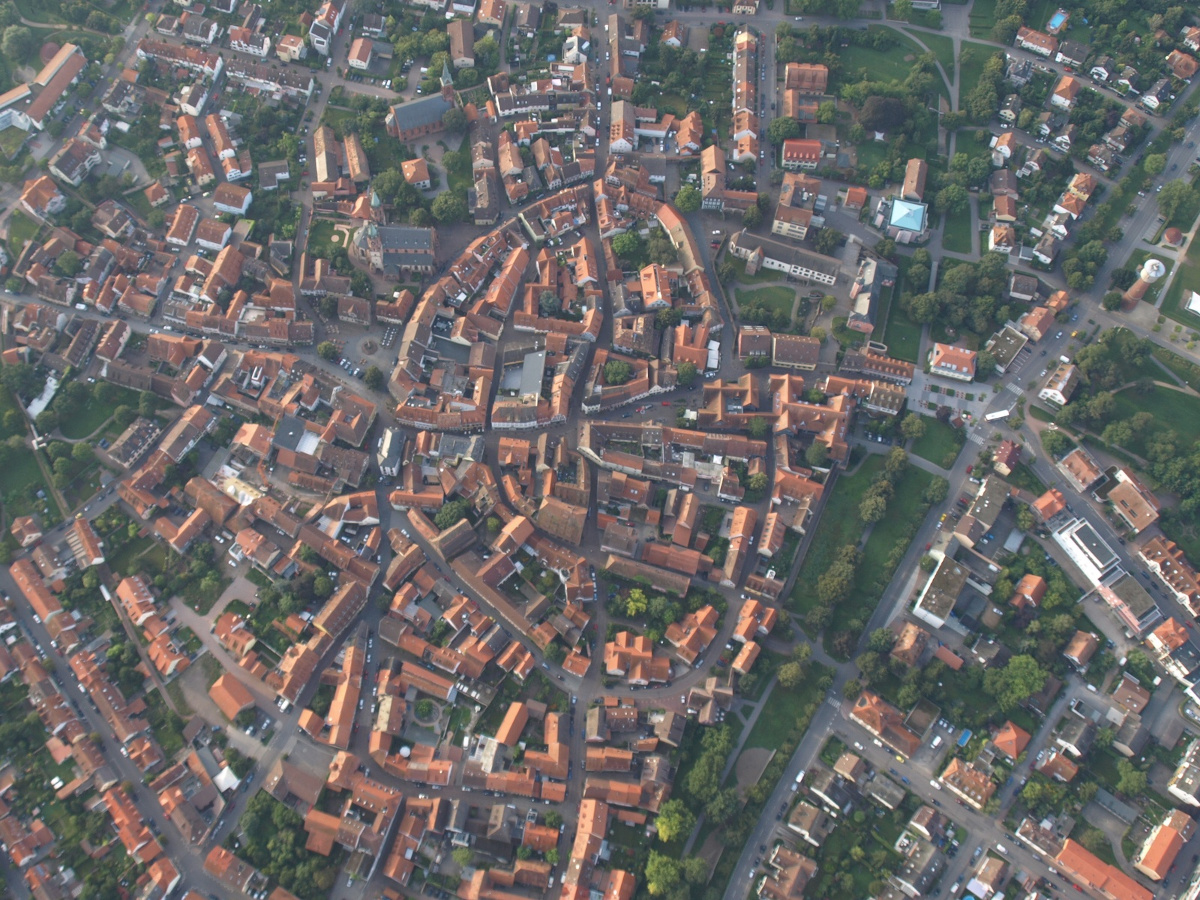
[879,264,922,363]
[305,219,346,260]
[7,210,40,258]
[736,286,795,320]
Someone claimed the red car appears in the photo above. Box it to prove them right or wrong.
[966,465,973,474]
[661,400,670,406]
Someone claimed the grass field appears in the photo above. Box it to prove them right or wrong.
[833,464,934,642]
[959,42,1003,104]
[955,128,992,162]
[790,458,885,619]
[305,219,344,259]
[911,418,963,468]
[919,32,956,81]
[1111,384,1200,454]
[967,0,998,35]
[942,202,974,254]
[737,286,795,319]
[8,210,41,258]
[743,675,823,751]
[838,28,929,86]
[1160,243,1200,330]
[880,263,922,363]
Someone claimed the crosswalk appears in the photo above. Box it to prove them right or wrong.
[967,430,986,446]
[1004,382,1023,396]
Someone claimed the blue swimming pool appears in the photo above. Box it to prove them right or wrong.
[1047,10,1067,30]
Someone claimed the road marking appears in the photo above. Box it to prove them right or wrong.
[1005,382,1022,395]
[967,431,986,445]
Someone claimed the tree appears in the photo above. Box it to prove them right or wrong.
[899,413,926,442]
[545,848,559,865]
[434,498,470,529]
[645,852,683,896]
[452,847,473,868]
[604,360,633,385]
[1016,503,1035,532]
[1143,154,1167,176]
[768,117,802,143]
[893,0,913,19]
[431,191,467,223]
[859,492,888,523]
[545,811,563,829]
[1102,290,1123,311]
[811,326,826,342]
[814,227,843,256]
[1,25,32,62]
[935,184,969,214]
[350,271,373,299]
[362,365,383,391]
[1157,179,1197,222]
[777,661,804,689]
[654,799,695,843]
[842,677,863,700]
[748,417,770,439]
[705,787,739,824]
[538,290,561,316]
[415,698,435,719]
[54,250,81,277]
[674,184,701,213]
[742,205,762,229]
[676,361,697,387]
[611,231,642,260]
[984,654,1047,712]
[1116,759,1147,797]
[867,628,896,653]
[975,350,997,381]
[748,471,769,493]
[1041,430,1073,458]
[859,96,907,131]
[317,341,339,361]
[442,107,467,133]
[805,441,829,468]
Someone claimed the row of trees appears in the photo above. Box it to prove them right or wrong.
[898,250,1015,352]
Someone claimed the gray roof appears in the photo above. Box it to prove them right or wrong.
[389,95,454,132]
[377,225,435,252]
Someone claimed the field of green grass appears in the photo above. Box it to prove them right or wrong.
[8,210,41,258]
[879,264,922,363]
[790,458,884,619]
[958,42,1003,103]
[942,202,974,254]
[305,219,344,259]
[1160,243,1200,330]
[919,32,956,80]
[911,418,964,468]
[967,0,998,36]
[838,28,930,86]
[1110,384,1200,453]
[834,464,934,639]
[737,286,795,319]
[743,675,824,751]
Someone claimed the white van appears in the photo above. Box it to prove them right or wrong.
[931,735,943,749]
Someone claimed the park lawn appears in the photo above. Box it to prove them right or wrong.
[958,42,1003,103]
[8,210,41,258]
[919,32,956,81]
[0,387,24,441]
[911,418,963,468]
[790,456,885,618]
[320,106,357,136]
[967,0,998,36]
[1160,245,1200,330]
[838,28,930,86]
[736,286,795,319]
[853,139,890,176]
[955,128,992,162]
[59,404,113,441]
[1110,384,1200,454]
[881,313,922,363]
[829,465,934,647]
[942,202,973,254]
[1152,346,1200,387]
[743,674,824,752]
[305,219,343,259]
[144,689,186,758]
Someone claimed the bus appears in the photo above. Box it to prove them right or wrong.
[984,409,1012,422]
